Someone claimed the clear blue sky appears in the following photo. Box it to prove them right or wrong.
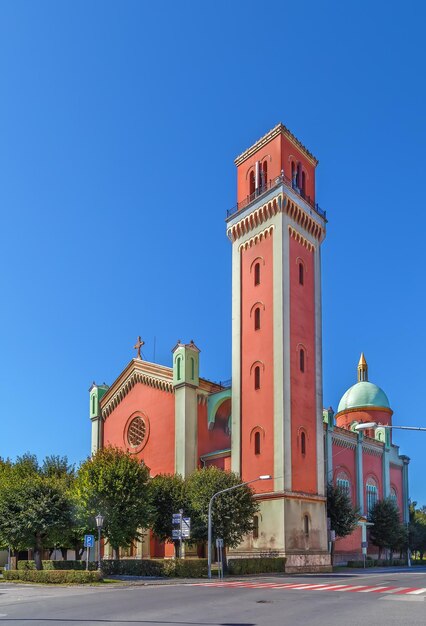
[1,1,425,503]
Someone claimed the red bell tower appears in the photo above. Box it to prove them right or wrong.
[227,124,330,570]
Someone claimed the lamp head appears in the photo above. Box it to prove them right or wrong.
[95,513,104,528]
[258,475,272,480]
[354,422,377,431]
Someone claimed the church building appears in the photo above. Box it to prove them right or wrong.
[90,124,409,570]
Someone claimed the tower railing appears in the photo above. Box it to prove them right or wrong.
[227,173,326,220]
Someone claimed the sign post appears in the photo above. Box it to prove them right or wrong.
[172,512,191,559]
[216,538,224,579]
[84,534,95,571]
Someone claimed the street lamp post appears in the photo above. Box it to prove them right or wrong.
[95,513,104,572]
[207,474,272,579]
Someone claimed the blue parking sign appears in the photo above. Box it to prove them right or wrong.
[84,534,95,548]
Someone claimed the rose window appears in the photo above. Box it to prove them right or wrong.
[127,416,146,447]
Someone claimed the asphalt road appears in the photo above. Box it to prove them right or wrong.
[1,568,426,626]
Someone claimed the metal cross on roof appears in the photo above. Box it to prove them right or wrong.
[133,336,144,359]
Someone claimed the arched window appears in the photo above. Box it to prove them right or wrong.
[253,515,259,539]
[291,161,296,188]
[299,348,305,373]
[254,366,261,390]
[301,431,306,455]
[254,307,261,330]
[303,514,310,536]
[177,356,181,381]
[262,161,268,190]
[366,478,378,516]
[249,170,255,196]
[390,487,398,507]
[336,472,351,499]
[254,262,260,286]
[254,431,261,455]
[297,163,301,189]
[299,262,304,285]
[301,171,306,198]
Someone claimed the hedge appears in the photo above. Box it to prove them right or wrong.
[4,570,102,584]
[101,559,208,578]
[18,560,96,571]
[346,558,407,568]
[17,559,208,578]
[227,558,286,575]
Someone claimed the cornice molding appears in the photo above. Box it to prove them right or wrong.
[288,225,316,251]
[362,444,383,458]
[238,225,274,251]
[227,193,325,244]
[332,435,357,450]
[234,123,318,167]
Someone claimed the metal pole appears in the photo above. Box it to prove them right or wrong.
[98,526,101,571]
[179,508,183,560]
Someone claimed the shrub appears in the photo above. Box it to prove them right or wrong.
[227,558,286,575]
[4,570,102,584]
[101,559,208,578]
[346,558,407,568]
[17,560,97,571]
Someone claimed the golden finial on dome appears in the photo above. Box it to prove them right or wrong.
[357,353,368,382]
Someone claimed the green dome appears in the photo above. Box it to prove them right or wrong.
[337,381,390,413]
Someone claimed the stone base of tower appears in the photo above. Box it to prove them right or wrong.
[228,494,332,573]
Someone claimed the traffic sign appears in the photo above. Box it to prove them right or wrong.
[216,538,224,548]
[84,534,95,548]
[172,529,181,539]
[181,517,191,538]
[172,513,182,524]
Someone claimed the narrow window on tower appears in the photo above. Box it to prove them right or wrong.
[301,431,306,455]
[177,356,181,381]
[254,262,261,286]
[254,366,261,390]
[262,161,268,190]
[304,515,310,537]
[254,431,261,455]
[291,161,296,188]
[254,307,261,330]
[300,348,305,373]
[249,170,255,196]
[190,357,195,380]
[253,515,259,539]
[301,171,306,198]
[92,394,96,415]
[299,262,304,285]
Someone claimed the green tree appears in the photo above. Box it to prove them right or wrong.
[0,469,73,570]
[186,467,259,562]
[369,499,403,559]
[74,447,152,559]
[326,483,359,564]
[149,473,187,556]
[409,502,426,560]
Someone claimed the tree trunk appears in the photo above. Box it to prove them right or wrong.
[113,546,120,560]
[34,534,43,571]
[61,547,67,561]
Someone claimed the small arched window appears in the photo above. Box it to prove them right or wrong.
[390,487,398,507]
[301,171,306,197]
[254,366,261,390]
[254,431,261,455]
[177,356,181,380]
[299,262,304,285]
[303,514,310,536]
[254,307,261,330]
[249,170,255,196]
[291,161,296,187]
[299,348,305,373]
[301,431,306,455]
[262,161,268,190]
[297,163,301,189]
[254,262,260,286]
[366,479,378,516]
[253,515,259,539]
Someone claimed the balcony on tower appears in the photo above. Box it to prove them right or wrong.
[227,123,326,222]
